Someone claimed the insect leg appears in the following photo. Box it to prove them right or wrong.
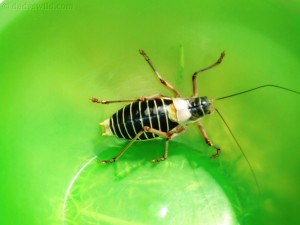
[142,126,169,162]
[145,126,186,163]
[100,125,185,164]
[192,51,225,98]
[100,126,170,164]
[196,121,220,158]
[151,139,170,163]
[90,94,169,104]
[91,98,137,104]
[139,49,181,97]
[99,130,145,164]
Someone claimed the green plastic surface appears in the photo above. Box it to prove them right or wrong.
[0,0,300,225]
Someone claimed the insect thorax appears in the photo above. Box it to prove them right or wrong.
[168,97,212,124]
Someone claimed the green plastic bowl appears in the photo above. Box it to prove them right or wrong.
[1,1,300,225]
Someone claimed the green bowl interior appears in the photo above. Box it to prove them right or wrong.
[0,0,300,225]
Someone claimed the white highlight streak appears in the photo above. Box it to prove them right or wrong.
[159,206,168,218]
[62,155,98,225]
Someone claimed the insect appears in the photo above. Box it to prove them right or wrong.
[91,50,300,167]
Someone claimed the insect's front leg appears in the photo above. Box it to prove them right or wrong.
[192,51,225,98]
[90,94,167,104]
[196,121,220,158]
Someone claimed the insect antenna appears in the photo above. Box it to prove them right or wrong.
[216,84,300,101]
[214,108,261,193]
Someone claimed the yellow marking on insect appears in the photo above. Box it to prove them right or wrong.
[100,119,113,136]
[168,103,177,122]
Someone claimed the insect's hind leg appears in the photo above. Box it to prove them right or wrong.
[196,121,220,158]
[99,130,145,164]
[100,125,185,164]
[90,94,166,104]
[91,97,140,104]
[139,49,181,97]
[99,126,169,164]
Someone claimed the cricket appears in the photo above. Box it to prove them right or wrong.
[91,50,300,180]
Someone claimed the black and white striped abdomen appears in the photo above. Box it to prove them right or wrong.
[101,98,178,140]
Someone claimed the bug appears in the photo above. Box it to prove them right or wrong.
[91,50,224,164]
[91,50,300,167]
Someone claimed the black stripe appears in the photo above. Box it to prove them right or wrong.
[111,113,123,138]
[109,117,115,135]
[148,100,159,133]
[154,99,164,131]
[146,100,156,138]
[139,101,150,140]
[129,102,138,136]
[153,99,162,132]
[109,98,178,140]
[156,99,169,132]
[130,102,142,138]
[117,109,127,139]
[122,104,134,139]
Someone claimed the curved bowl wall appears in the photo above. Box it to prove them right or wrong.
[0,1,299,225]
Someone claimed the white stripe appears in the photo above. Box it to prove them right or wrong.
[139,101,149,139]
[130,102,138,135]
[122,106,133,139]
[146,100,156,138]
[110,116,117,135]
[116,110,126,139]
[154,100,161,131]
